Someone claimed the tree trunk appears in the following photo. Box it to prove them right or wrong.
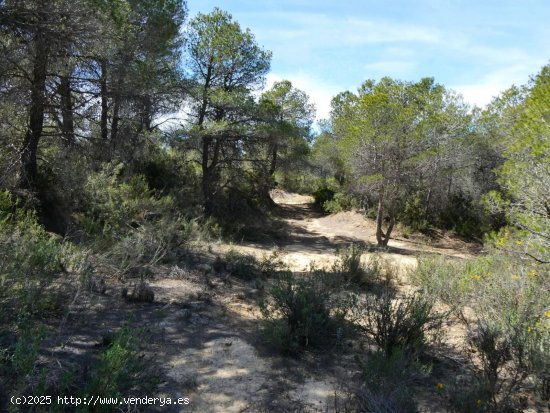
[141,95,153,132]
[424,187,432,218]
[100,59,109,141]
[202,136,213,214]
[268,143,278,176]
[110,93,121,145]
[375,192,395,247]
[382,215,396,247]
[110,57,128,149]
[375,194,385,246]
[197,62,213,213]
[19,29,49,189]
[59,74,75,146]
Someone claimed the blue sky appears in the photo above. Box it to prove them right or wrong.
[186,0,550,120]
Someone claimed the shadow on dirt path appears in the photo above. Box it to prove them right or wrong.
[213,190,479,273]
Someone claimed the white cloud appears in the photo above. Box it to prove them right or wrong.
[452,62,545,107]
[254,13,441,49]
[453,83,504,107]
[265,72,343,121]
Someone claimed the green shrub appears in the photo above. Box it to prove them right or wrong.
[0,191,84,319]
[258,250,287,277]
[259,271,355,354]
[78,165,194,277]
[358,290,443,357]
[224,249,261,279]
[357,349,430,413]
[463,320,530,412]
[10,323,44,382]
[409,256,469,309]
[179,216,221,242]
[80,163,177,241]
[334,247,398,289]
[83,325,157,408]
[411,253,550,410]
[323,192,356,213]
[334,244,365,284]
[439,193,487,238]
[399,191,430,232]
[276,170,320,195]
[102,218,182,279]
[0,191,92,408]
[312,186,335,209]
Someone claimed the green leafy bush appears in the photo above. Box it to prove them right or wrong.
[80,163,177,240]
[312,186,335,210]
[410,253,549,410]
[334,244,365,284]
[323,192,356,213]
[0,191,89,407]
[0,191,82,319]
[439,193,487,238]
[464,320,530,412]
[358,290,443,357]
[224,249,261,279]
[357,349,430,413]
[83,326,157,410]
[78,165,193,277]
[409,256,469,309]
[259,271,355,354]
[400,191,430,232]
[333,247,397,289]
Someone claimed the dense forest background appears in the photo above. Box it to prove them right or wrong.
[0,1,548,412]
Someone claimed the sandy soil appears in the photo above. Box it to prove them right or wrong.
[43,191,482,412]
[214,190,477,276]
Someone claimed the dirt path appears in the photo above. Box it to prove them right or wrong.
[48,191,478,413]
[213,190,477,274]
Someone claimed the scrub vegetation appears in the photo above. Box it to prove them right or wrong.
[0,1,548,411]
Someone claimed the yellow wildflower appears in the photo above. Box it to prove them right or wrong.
[476,399,482,405]
[515,240,523,246]
[545,310,550,318]
[511,274,520,280]
[527,326,533,333]
[435,383,445,390]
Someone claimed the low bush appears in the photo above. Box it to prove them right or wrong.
[334,244,365,284]
[399,191,430,232]
[463,320,530,412]
[0,191,85,320]
[410,253,550,410]
[258,250,287,277]
[259,270,356,354]
[224,249,261,280]
[100,218,182,279]
[79,163,179,242]
[408,256,468,310]
[333,245,398,289]
[357,290,443,357]
[275,170,320,195]
[0,190,91,409]
[83,325,157,411]
[312,186,335,210]
[323,192,356,213]
[356,349,430,413]
[438,193,488,238]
